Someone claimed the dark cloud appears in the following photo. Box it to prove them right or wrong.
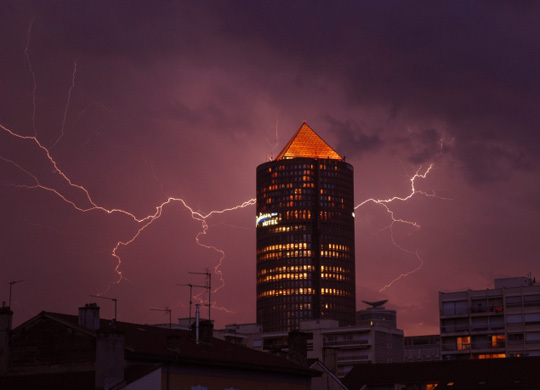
[325,116,382,158]
[1,0,539,336]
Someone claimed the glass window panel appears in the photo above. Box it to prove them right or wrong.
[455,301,468,314]
[524,313,540,324]
[490,316,504,329]
[472,317,488,330]
[506,314,523,324]
[525,332,540,342]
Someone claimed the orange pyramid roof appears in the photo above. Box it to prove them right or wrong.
[276,122,343,161]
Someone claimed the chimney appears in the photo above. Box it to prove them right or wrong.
[79,303,100,330]
[287,330,308,366]
[95,328,125,390]
[190,305,213,344]
[0,303,13,376]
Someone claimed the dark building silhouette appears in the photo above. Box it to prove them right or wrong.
[256,122,356,332]
[0,305,316,390]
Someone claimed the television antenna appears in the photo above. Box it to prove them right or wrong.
[8,280,23,308]
[189,270,212,320]
[177,283,206,326]
[90,295,118,321]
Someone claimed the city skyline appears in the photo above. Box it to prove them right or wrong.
[1,1,539,336]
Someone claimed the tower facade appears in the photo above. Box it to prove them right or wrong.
[256,122,356,332]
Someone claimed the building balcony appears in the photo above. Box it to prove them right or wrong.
[324,339,370,348]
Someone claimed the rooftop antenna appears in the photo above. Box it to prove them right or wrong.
[189,270,211,320]
[177,283,206,326]
[90,295,117,322]
[149,307,172,330]
[8,280,23,308]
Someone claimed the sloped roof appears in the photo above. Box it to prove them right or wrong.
[276,122,342,161]
[12,311,315,376]
[0,366,159,390]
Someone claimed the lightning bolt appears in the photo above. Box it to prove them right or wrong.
[0,126,255,297]
[3,25,256,313]
[355,164,443,292]
[51,60,78,150]
[24,17,38,137]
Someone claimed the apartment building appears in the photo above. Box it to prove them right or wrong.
[439,276,540,360]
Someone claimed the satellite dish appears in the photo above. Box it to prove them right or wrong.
[362,299,388,308]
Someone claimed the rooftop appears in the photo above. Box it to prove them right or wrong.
[276,122,342,161]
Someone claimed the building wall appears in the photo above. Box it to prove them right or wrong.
[256,157,356,332]
[404,335,441,362]
[439,277,540,360]
[256,319,404,379]
[164,368,311,390]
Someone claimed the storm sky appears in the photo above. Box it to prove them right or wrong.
[1,1,539,335]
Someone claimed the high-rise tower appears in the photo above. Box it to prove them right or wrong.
[256,122,356,332]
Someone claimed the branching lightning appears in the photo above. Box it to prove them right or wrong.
[24,17,38,137]
[0,123,255,301]
[2,28,256,312]
[51,60,78,150]
[4,20,449,319]
[355,164,442,292]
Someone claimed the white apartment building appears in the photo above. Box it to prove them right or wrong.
[217,310,404,379]
[439,276,540,360]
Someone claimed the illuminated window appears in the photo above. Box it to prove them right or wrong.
[492,335,505,348]
[457,336,470,351]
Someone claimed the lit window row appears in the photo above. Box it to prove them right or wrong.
[269,164,315,172]
[263,303,312,312]
[320,288,350,296]
[321,250,350,259]
[276,201,315,208]
[258,287,314,298]
[258,273,309,283]
[258,264,314,276]
[261,182,295,192]
[272,170,313,177]
[319,163,340,171]
[476,354,506,359]
[321,273,347,281]
[257,250,313,261]
[258,242,309,253]
[321,265,348,273]
[325,243,350,252]
[268,225,306,233]
[284,210,312,219]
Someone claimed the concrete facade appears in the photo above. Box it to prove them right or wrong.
[218,318,404,379]
[439,276,540,360]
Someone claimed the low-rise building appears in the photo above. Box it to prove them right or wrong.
[0,303,317,390]
[216,303,404,379]
[342,357,540,390]
[439,276,540,360]
[404,335,441,362]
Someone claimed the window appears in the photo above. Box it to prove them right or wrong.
[525,332,540,342]
[524,294,540,307]
[472,317,488,330]
[457,336,470,351]
[524,313,540,324]
[506,296,522,307]
[472,299,488,313]
[491,335,505,348]
[508,333,524,344]
[506,314,523,325]
[442,301,468,315]
[490,316,504,329]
